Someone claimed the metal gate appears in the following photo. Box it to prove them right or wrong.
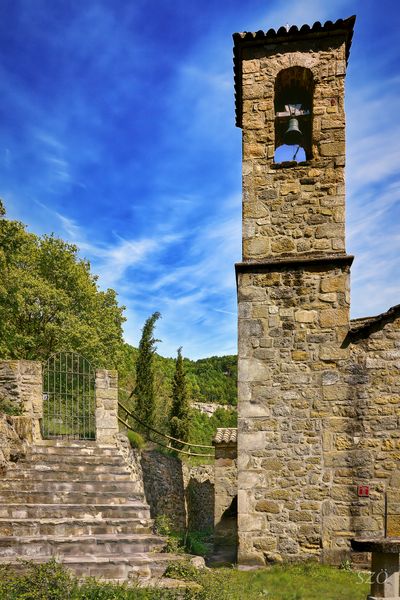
[42,352,96,440]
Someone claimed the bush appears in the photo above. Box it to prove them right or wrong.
[0,559,76,599]
[184,530,212,557]
[126,429,145,450]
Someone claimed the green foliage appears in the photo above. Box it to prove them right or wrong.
[169,347,190,448]
[0,558,76,599]
[0,203,125,367]
[184,530,212,557]
[126,429,145,450]
[0,559,369,600]
[133,312,161,430]
[0,395,21,416]
[164,560,200,581]
[189,408,237,451]
[186,355,237,405]
[154,515,184,554]
[154,514,174,536]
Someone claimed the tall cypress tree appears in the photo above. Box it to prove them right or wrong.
[134,312,161,429]
[170,346,190,448]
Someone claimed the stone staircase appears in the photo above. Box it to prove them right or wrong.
[0,440,176,581]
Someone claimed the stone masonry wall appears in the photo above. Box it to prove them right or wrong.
[0,415,29,474]
[238,261,351,565]
[141,450,214,533]
[184,464,215,532]
[0,360,42,442]
[236,25,355,565]
[241,36,346,261]
[95,369,119,444]
[214,442,237,548]
[320,315,400,561]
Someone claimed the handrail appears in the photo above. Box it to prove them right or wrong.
[117,415,214,458]
[118,399,215,450]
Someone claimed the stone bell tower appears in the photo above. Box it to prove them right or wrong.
[234,17,356,564]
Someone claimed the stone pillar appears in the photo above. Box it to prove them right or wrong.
[0,360,42,442]
[369,551,400,600]
[213,428,238,552]
[95,369,119,444]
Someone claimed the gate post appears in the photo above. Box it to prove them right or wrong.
[0,360,43,442]
[95,369,119,443]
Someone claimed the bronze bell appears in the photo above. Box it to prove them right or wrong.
[283,117,303,146]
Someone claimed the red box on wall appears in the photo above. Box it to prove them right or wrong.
[357,485,370,497]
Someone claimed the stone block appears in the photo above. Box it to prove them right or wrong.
[295,309,317,323]
[255,500,280,513]
[320,308,348,328]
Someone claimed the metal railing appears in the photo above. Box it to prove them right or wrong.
[118,397,214,458]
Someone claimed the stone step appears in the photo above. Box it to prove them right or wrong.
[0,518,152,536]
[0,503,151,520]
[0,534,166,558]
[5,468,133,482]
[31,445,118,457]
[11,461,130,475]
[0,479,141,494]
[27,453,124,466]
[0,552,183,580]
[0,490,144,505]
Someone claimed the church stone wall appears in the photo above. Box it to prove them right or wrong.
[320,314,400,561]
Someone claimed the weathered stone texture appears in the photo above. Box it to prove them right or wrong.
[0,360,42,442]
[322,316,400,552]
[238,264,351,564]
[0,414,28,473]
[140,450,214,533]
[241,37,347,262]
[95,369,119,444]
[236,24,400,565]
[184,464,215,532]
[214,436,238,548]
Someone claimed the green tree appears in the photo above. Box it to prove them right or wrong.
[0,201,125,366]
[133,312,161,429]
[169,346,190,448]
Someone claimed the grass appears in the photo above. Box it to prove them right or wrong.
[0,560,370,600]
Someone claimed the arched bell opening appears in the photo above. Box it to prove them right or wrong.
[274,66,314,162]
[274,143,307,163]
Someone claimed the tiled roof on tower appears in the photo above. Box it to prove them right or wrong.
[233,15,356,127]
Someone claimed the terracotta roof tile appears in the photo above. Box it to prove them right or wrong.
[213,427,237,445]
[349,303,400,340]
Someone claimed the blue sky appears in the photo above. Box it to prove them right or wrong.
[1,0,399,359]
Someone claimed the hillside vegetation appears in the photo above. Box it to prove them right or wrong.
[0,201,237,447]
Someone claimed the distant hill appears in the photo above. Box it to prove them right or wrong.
[118,346,237,407]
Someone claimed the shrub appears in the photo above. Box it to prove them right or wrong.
[126,429,145,449]
[0,559,76,599]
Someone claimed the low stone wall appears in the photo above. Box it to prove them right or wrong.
[0,360,42,441]
[141,450,187,532]
[0,415,30,474]
[183,464,215,531]
[141,449,214,533]
[115,432,145,493]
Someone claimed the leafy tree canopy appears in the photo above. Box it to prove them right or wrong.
[0,201,125,366]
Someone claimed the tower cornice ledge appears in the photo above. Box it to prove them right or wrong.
[235,253,354,275]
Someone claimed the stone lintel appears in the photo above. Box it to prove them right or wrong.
[352,538,400,553]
